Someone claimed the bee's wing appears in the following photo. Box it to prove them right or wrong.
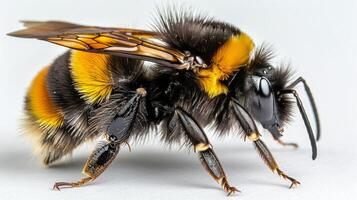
[8,21,187,69]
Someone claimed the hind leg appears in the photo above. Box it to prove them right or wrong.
[53,88,146,190]
[53,138,124,190]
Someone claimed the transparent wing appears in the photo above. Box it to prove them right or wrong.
[8,21,190,69]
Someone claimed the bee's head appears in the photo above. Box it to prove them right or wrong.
[234,45,294,138]
[230,44,319,160]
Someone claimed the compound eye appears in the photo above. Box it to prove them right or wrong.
[259,77,271,97]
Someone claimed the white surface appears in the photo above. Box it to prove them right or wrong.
[1,0,357,199]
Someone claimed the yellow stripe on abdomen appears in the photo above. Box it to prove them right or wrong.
[70,51,113,103]
[27,67,64,128]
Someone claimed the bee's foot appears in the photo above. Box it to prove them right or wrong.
[52,177,92,191]
[52,182,75,190]
[226,186,240,196]
[277,139,299,149]
[289,179,301,189]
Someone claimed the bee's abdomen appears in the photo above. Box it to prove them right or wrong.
[23,51,142,165]
[47,51,84,110]
[24,62,72,165]
[69,50,114,104]
[25,66,65,128]
[23,51,109,165]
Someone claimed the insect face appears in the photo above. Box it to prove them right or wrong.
[248,74,283,137]
[233,45,319,160]
[233,46,293,139]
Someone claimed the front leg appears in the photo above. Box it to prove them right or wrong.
[254,139,300,188]
[175,108,238,196]
[269,127,299,149]
[230,98,300,188]
[275,138,299,149]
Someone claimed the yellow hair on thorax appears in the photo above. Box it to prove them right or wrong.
[70,51,113,103]
[197,32,254,97]
[28,67,64,127]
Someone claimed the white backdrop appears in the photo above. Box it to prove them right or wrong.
[1,0,356,200]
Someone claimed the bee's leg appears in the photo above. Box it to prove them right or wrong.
[175,108,239,196]
[275,138,299,149]
[269,130,299,149]
[53,140,121,190]
[231,98,300,188]
[53,88,146,190]
[254,139,300,188]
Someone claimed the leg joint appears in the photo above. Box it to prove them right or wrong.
[194,143,211,152]
[247,132,260,141]
[136,87,147,96]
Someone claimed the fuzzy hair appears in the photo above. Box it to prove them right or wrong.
[22,8,299,167]
[153,6,240,64]
[245,45,295,125]
[270,66,295,125]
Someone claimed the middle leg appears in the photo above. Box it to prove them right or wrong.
[175,108,239,196]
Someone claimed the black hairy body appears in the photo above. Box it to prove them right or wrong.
[25,12,292,164]
[28,41,292,164]
[11,7,320,195]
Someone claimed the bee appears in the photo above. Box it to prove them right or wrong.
[8,8,320,195]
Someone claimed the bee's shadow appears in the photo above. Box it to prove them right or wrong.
[0,143,295,190]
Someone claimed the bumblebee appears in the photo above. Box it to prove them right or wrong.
[8,8,320,195]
